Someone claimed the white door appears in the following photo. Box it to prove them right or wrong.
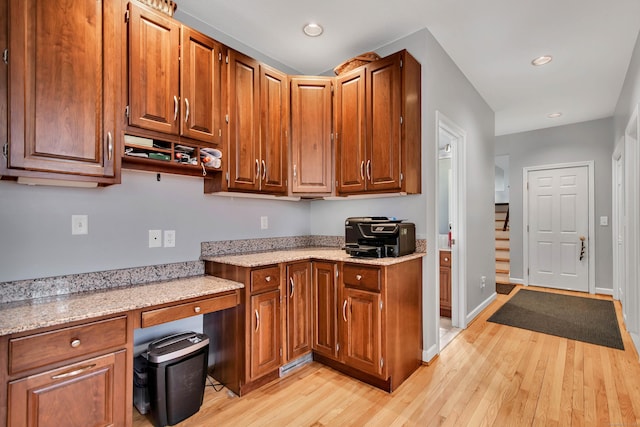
[528,166,589,292]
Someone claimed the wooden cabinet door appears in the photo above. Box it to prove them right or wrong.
[439,266,452,318]
[180,27,224,144]
[259,65,288,194]
[249,290,281,380]
[286,262,311,360]
[336,69,366,194]
[341,287,383,376]
[128,3,180,135]
[366,53,402,192]
[8,350,127,427]
[312,262,338,359]
[7,0,119,178]
[290,77,333,195]
[228,50,260,191]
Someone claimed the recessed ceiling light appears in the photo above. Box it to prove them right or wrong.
[303,23,323,37]
[531,55,553,66]
[547,112,562,118]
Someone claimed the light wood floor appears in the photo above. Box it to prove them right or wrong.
[133,286,640,426]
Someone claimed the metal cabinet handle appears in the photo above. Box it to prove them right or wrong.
[293,164,297,182]
[173,96,179,122]
[360,161,365,180]
[289,277,294,297]
[366,160,371,180]
[194,306,201,313]
[254,309,260,332]
[51,364,96,380]
[107,132,113,161]
[265,276,271,282]
[342,300,348,322]
[255,159,260,179]
[70,339,81,348]
[261,160,266,180]
[184,98,190,123]
[356,274,362,281]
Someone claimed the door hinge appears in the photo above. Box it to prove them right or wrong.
[280,348,283,357]
[124,10,130,23]
[225,172,230,183]
[379,300,383,310]
[331,133,334,141]
[335,269,339,279]
[336,343,340,353]
[527,268,530,276]
[400,116,403,125]
[2,143,8,159]
[400,172,404,182]
[124,105,130,118]
[225,114,229,124]
[218,52,222,61]
[225,55,229,64]
[2,48,8,65]
[218,129,222,137]
[527,225,529,232]
[400,59,403,68]
[380,358,384,368]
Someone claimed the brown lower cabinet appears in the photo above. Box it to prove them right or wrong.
[312,259,423,392]
[4,315,130,427]
[440,250,452,318]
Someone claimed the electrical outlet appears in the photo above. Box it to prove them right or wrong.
[149,230,162,248]
[71,215,88,235]
[164,230,175,247]
[260,216,268,230]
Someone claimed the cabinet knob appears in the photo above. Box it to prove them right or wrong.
[356,274,362,281]
[194,306,201,313]
[444,257,449,262]
[265,276,271,282]
[70,339,81,348]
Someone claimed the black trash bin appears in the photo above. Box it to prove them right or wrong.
[145,332,209,427]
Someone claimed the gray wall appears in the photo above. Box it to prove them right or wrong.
[0,170,310,282]
[438,158,451,235]
[495,117,615,291]
[310,27,496,357]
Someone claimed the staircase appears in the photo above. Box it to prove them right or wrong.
[495,204,510,285]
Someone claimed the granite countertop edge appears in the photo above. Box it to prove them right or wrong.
[201,248,426,267]
[0,275,244,336]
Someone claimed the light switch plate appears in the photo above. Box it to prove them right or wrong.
[600,216,609,226]
[164,230,175,247]
[72,215,88,235]
[149,230,162,248]
[260,216,268,230]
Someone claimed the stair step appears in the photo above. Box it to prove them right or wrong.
[496,240,510,250]
[495,230,510,240]
[496,273,511,285]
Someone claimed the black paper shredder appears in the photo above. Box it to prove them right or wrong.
[144,332,209,427]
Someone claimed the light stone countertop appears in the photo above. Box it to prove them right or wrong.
[0,276,243,336]
[202,248,425,268]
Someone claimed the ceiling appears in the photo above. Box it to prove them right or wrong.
[176,0,640,136]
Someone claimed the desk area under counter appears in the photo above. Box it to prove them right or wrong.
[0,275,243,426]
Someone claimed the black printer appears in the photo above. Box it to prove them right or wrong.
[344,217,416,258]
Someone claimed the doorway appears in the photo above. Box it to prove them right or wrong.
[523,162,595,293]
[612,138,626,321]
[436,112,466,351]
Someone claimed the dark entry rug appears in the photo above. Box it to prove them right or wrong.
[496,283,515,295]
[488,289,624,349]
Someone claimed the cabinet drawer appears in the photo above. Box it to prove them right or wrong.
[343,264,381,292]
[141,291,240,328]
[440,251,451,267]
[251,266,280,293]
[9,316,127,375]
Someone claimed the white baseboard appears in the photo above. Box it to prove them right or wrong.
[509,277,524,285]
[466,292,497,325]
[595,287,613,296]
[423,344,438,363]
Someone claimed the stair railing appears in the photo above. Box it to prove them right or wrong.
[502,206,509,231]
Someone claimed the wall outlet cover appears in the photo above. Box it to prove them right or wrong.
[71,215,88,235]
[149,230,162,248]
[164,230,175,247]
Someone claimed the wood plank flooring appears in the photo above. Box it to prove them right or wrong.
[133,286,640,426]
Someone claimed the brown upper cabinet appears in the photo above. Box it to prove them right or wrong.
[289,77,334,196]
[227,50,288,194]
[2,0,121,184]
[127,2,224,145]
[336,50,421,195]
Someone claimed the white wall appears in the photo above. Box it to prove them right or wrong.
[495,118,615,292]
[310,27,496,360]
[613,30,640,356]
